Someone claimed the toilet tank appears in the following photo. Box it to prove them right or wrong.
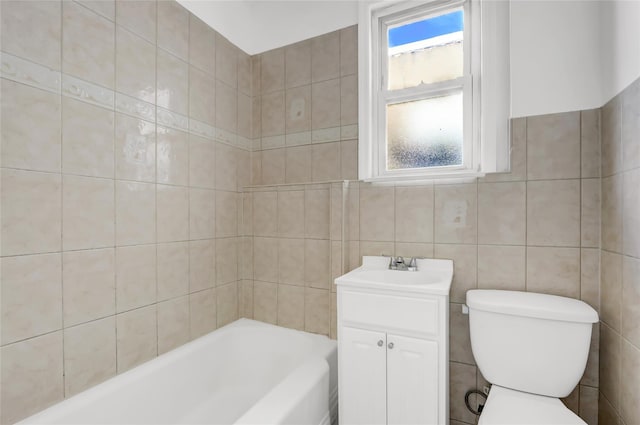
[466,290,598,398]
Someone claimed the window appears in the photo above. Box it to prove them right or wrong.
[359,0,511,182]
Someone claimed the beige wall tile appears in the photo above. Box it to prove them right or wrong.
[239,280,254,319]
[311,31,340,83]
[216,35,238,88]
[63,317,116,396]
[621,78,639,171]
[449,362,478,424]
[359,241,394,258]
[261,48,285,94]
[285,145,312,183]
[238,52,252,96]
[579,385,599,425]
[305,239,331,289]
[157,296,190,355]
[1,169,61,256]
[1,0,61,70]
[581,325,600,388]
[526,247,580,298]
[157,0,189,61]
[582,109,601,178]
[189,288,216,338]
[116,305,157,372]
[238,93,253,139]
[240,237,254,279]
[62,248,115,327]
[305,287,330,335]
[62,97,114,178]
[341,74,358,126]
[312,79,341,130]
[360,185,395,242]
[340,26,358,77]
[261,91,285,137]
[277,284,305,330]
[254,190,278,237]
[189,66,215,124]
[0,332,63,424]
[254,237,279,283]
[477,245,526,291]
[286,85,311,133]
[601,251,622,331]
[216,80,238,133]
[252,96,262,141]
[261,148,285,184]
[216,237,238,285]
[527,111,581,180]
[481,117,527,183]
[312,142,341,182]
[63,175,114,250]
[582,178,601,248]
[237,149,251,190]
[1,80,62,173]
[527,180,580,247]
[76,1,115,20]
[478,182,526,245]
[215,143,238,191]
[189,188,215,240]
[562,386,580,415]
[341,140,358,181]
[601,96,622,177]
[157,49,188,115]
[116,244,156,312]
[620,340,640,425]
[115,0,155,43]
[434,183,477,244]
[254,281,278,325]
[115,26,158,101]
[305,189,330,239]
[216,191,238,238]
[189,239,215,292]
[621,256,640,347]
[157,127,188,186]
[217,282,238,327]
[435,244,477,303]
[115,114,156,182]
[449,303,474,365]
[1,253,62,345]
[395,186,434,243]
[157,242,189,301]
[279,238,305,285]
[286,41,311,89]
[581,248,600,312]
[598,390,620,425]
[395,242,434,259]
[116,180,156,245]
[157,185,188,243]
[602,174,623,253]
[63,1,114,88]
[189,15,216,74]
[599,323,621,410]
[623,169,640,257]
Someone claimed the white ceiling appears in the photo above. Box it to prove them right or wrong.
[177,1,360,55]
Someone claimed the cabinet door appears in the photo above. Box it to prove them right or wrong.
[340,326,387,425]
[387,334,439,425]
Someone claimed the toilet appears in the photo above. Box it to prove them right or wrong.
[466,290,599,425]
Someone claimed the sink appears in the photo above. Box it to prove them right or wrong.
[335,256,453,295]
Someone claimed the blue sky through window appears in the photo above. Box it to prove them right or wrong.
[388,10,463,48]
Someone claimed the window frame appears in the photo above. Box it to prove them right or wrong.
[359,0,511,182]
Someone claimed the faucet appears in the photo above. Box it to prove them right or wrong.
[389,256,419,271]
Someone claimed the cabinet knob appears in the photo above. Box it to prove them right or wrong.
[388,342,394,349]
[377,340,384,347]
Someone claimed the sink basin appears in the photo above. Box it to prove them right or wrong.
[335,256,453,295]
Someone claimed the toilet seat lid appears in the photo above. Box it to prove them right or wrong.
[478,386,586,425]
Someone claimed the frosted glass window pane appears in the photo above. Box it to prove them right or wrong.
[386,92,463,170]
[387,10,464,90]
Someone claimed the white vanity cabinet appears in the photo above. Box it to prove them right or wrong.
[335,257,453,425]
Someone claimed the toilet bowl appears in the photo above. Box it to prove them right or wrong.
[466,290,598,425]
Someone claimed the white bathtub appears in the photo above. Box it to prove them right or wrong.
[19,319,338,425]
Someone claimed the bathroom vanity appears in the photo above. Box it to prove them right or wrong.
[335,256,453,425]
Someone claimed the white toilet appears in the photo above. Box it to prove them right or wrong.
[466,290,599,425]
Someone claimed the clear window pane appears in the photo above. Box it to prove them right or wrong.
[386,92,463,170]
[387,10,464,90]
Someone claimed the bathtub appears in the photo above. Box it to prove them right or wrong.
[19,319,338,425]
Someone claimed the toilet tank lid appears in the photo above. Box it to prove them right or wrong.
[466,290,599,323]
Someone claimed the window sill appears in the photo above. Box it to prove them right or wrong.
[362,171,486,185]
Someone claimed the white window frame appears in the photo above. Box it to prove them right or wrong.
[359,0,511,182]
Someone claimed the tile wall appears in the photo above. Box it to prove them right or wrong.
[597,77,640,425]
[0,1,251,422]
[247,28,607,425]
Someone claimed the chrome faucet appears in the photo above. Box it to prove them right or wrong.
[389,256,419,271]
